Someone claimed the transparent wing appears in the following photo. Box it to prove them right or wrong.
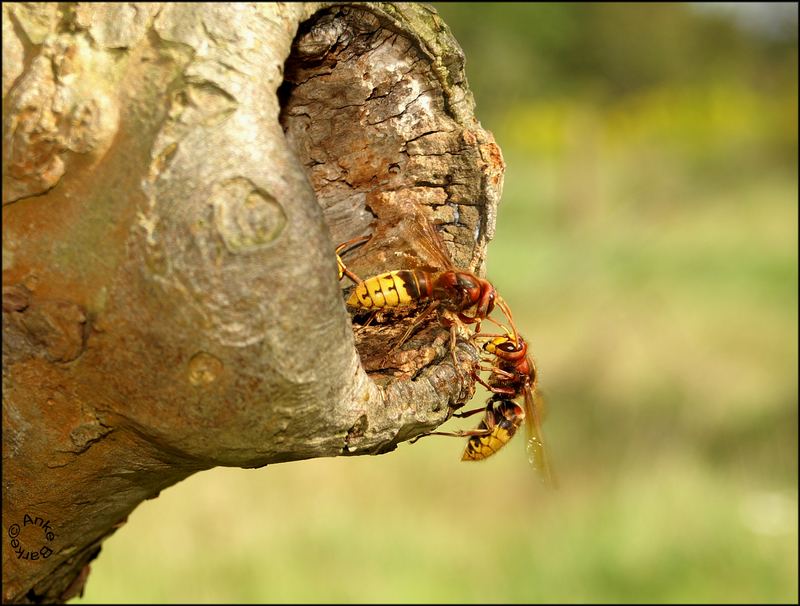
[523,385,557,488]
[393,210,456,272]
[355,209,454,275]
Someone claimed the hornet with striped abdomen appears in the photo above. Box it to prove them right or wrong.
[335,217,518,337]
[412,331,556,487]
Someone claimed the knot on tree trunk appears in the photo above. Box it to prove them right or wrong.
[2,3,504,602]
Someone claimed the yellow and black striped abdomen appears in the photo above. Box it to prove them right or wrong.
[462,425,516,461]
[346,270,423,310]
[461,400,524,462]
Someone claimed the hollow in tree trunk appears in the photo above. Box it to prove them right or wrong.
[1,3,505,602]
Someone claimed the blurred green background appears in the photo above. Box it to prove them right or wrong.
[76,3,797,603]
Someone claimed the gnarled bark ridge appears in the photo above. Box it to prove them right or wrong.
[1,2,504,602]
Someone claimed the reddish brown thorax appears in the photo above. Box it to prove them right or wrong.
[485,336,537,394]
[430,271,496,322]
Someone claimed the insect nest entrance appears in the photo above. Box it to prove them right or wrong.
[278,5,492,384]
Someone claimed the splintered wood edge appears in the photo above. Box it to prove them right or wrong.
[280,3,504,275]
[279,2,505,380]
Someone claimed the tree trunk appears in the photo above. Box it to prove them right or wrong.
[1,2,504,602]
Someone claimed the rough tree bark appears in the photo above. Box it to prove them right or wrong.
[2,2,505,603]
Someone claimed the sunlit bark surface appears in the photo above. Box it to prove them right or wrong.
[1,3,504,602]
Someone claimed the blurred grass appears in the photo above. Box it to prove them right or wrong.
[76,3,797,604]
